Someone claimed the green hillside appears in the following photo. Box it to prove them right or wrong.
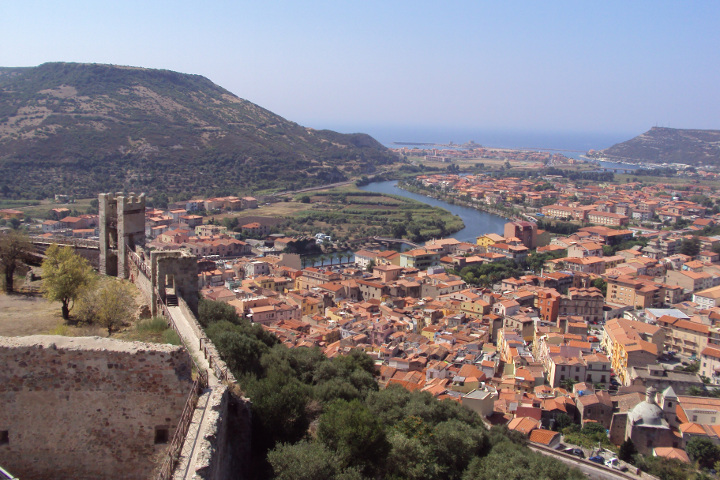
[0,62,397,198]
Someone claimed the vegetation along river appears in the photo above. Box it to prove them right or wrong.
[358,180,507,244]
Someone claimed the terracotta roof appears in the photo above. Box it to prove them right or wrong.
[653,447,690,463]
[507,416,539,435]
[529,428,560,446]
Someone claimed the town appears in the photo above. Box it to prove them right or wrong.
[5,168,720,476]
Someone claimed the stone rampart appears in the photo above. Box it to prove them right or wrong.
[175,386,251,480]
[178,295,236,385]
[0,336,194,480]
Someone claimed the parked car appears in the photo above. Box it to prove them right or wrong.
[563,447,585,458]
[588,456,604,465]
[605,458,628,471]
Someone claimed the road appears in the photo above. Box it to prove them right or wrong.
[529,445,643,480]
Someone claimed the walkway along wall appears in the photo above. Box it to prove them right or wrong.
[99,191,249,480]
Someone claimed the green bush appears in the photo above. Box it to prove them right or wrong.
[136,316,169,333]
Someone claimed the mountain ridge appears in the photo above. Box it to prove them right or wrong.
[587,127,720,166]
[0,62,396,198]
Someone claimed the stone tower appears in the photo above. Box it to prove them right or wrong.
[99,192,146,278]
[151,250,199,317]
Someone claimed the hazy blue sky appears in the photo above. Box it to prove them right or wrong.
[2,1,718,141]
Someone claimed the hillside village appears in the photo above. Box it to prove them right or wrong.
[7,173,720,472]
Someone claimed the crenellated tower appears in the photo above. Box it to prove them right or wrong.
[99,192,146,278]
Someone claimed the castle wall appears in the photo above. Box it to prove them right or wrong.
[151,250,199,316]
[0,336,193,480]
[128,252,154,303]
[175,386,251,480]
[99,192,145,278]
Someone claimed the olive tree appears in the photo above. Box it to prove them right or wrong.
[42,244,95,320]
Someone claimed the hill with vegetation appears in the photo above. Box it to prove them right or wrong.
[587,127,720,166]
[0,62,397,199]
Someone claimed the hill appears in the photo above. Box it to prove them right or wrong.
[587,127,720,166]
[0,62,397,199]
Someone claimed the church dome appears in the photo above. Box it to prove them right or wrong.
[629,401,664,425]
[629,386,665,426]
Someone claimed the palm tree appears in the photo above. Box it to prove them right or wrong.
[560,378,578,392]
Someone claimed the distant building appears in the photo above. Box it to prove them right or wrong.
[504,221,537,249]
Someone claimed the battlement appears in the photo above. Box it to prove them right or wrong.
[99,192,146,210]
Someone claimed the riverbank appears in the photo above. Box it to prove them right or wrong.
[281,185,465,245]
[358,180,506,243]
[397,180,519,222]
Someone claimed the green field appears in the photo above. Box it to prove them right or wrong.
[284,186,464,244]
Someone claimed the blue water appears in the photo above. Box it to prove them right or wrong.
[593,160,645,172]
[334,125,635,158]
[358,180,506,243]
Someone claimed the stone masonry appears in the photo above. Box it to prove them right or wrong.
[151,250,199,317]
[99,192,146,278]
[0,336,194,480]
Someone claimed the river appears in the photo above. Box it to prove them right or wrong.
[358,180,506,243]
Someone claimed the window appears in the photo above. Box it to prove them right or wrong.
[154,426,169,444]
[0,430,8,445]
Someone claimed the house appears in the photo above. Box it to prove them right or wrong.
[507,416,541,435]
[461,388,497,418]
[528,429,562,449]
[700,346,720,386]
[476,233,505,249]
[241,222,269,237]
[693,285,720,309]
[602,318,664,386]
[576,390,613,429]
[587,211,629,227]
[399,249,441,270]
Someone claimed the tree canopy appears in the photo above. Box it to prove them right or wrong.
[199,298,584,480]
[0,229,33,293]
[77,277,137,335]
[42,244,95,320]
[686,437,720,469]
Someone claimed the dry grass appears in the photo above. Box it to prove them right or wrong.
[0,292,103,337]
[0,270,161,342]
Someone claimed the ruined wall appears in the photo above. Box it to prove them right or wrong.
[0,336,194,480]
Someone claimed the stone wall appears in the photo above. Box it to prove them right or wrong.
[99,192,146,278]
[151,250,199,316]
[0,336,194,480]
[177,295,237,385]
[176,386,251,480]
[129,252,154,303]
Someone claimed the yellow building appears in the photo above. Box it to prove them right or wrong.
[602,318,663,385]
[476,233,505,249]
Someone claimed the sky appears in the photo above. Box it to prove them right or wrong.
[1,1,719,146]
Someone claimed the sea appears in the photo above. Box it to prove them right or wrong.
[338,125,636,160]
[351,126,642,245]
